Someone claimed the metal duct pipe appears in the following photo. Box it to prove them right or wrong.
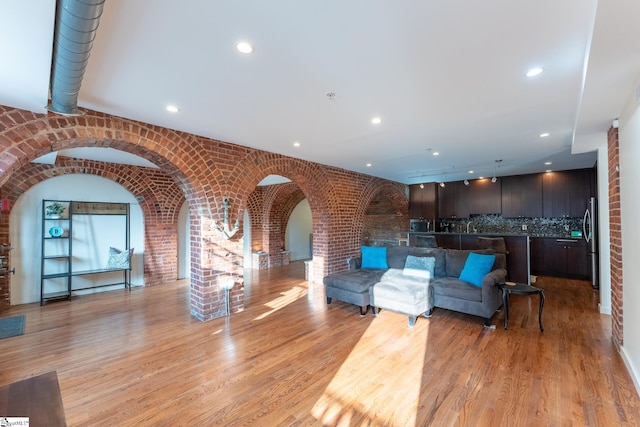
[48,0,105,116]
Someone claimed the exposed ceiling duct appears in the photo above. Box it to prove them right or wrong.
[47,0,105,116]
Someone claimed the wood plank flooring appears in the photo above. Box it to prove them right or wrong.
[1,261,639,426]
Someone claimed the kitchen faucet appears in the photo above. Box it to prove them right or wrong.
[466,221,472,233]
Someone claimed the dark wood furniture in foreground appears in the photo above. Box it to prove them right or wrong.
[0,371,67,426]
[498,282,545,332]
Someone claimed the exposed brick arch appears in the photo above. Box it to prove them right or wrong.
[0,106,237,319]
[0,104,409,320]
[225,152,333,220]
[246,188,266,254]
[244,182,306,268]
[347,179,409,253]
[0,107,223,213]
[225,153,334,279]
[263,183,305,266]
[278,188,307,249]
[0,157,186,300]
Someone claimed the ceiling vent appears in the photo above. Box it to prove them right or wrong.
[47,0,105,116]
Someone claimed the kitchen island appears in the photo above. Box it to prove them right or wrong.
[408,232,531,284]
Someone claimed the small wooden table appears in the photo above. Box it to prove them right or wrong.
[498,282,545,332]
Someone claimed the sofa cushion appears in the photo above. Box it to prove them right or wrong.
[361,246,388,269]
[459,252,496,287]
[386,246,411,269]
[375,269,430,304]
[324,268,387,293]
[430,278,482,302]
[408,247,446,277]
[445,249,471,277]
[402,255,435,279]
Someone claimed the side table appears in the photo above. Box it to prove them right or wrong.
[498,282,545,332]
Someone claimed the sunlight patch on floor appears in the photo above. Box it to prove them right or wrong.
[253,285,308,320]
[311,315,429,426]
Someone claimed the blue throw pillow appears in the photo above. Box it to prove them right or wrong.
[361,246,388,269]
[403,255,435,279]
[459,252,496,287]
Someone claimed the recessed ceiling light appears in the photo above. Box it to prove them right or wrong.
[432,151,440,156]
[166,105,179,113]
[293,142,301,147]
[539,132,550,138]
[236,41,254,54]
[366,163,372,167]
[371,117,382,125]
[468,170,474,174]
[545,169,553,173]
[526,67,544,78]
[545,161,552,165]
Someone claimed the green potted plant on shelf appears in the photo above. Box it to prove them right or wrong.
[45,202,66,219]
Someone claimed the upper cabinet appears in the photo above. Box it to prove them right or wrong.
[437,181,469,218]
[542,169,594,218]
[408,183,437,219]
[410,167,595,221]
[501,173,542,218]
[468,178,501,214]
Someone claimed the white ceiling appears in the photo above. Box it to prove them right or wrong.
[2,0,640,184]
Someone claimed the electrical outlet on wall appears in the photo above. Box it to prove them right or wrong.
[521,224,527,231]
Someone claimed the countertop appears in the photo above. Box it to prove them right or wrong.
[408,231,585,239]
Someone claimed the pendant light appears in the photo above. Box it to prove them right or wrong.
[492,159,502,183]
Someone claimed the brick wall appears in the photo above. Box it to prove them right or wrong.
[0,105,408,320]
[362,190,410,246]
[608,126,623,348]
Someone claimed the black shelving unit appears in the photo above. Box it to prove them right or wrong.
[40,200,131,305]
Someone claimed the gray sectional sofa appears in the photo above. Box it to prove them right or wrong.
[323,246,507,326]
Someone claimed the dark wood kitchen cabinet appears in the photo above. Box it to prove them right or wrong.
[468,178,501,214]
[532,237,588,279]
[529,237,544,274]
[437,181,469,219]
[542,169,594,218]
[501,173,543,218]
[409,183,437,219]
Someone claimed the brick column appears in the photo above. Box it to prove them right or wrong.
[608,126,623,348]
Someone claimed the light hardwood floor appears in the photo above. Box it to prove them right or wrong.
[1,261,639,426]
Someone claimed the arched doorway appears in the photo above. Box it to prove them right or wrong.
[9,174,145,304]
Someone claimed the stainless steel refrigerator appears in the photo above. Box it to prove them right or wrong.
[583,197,598,289]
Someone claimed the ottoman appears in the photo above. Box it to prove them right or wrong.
[370,269,434,327]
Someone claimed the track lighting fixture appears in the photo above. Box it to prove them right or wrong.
[419,183,424,189]
[463,179,469,186]
[492,159,502,183]
[439,182,445,188]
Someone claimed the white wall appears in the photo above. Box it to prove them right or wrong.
[597,147,611,314]
[619,84,640,393]
[285,199,312,261]
[9,174,145,305]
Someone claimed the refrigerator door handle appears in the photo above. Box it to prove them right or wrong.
[583,208,591,243]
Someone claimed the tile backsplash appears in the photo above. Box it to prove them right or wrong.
[435,214,583,237]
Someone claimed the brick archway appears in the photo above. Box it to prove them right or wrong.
[0,105,409,320]
[0,107,229,319]
[0,157,186,290]
[246,181,307,269]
